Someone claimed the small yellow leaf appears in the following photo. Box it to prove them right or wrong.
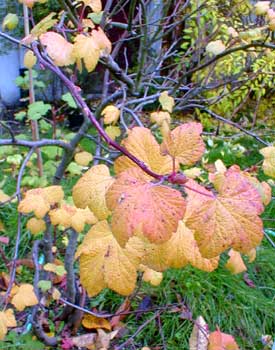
[91,27,112,55]
[246,248,256,263]
[0,220,5,232]
[74,151,93,166]
[183,167,201,179]
[159,91,174,113]
[52,288,61,300]
[4,309,16,328]
[0,312,8,341]
[40,32,75,67]
[225,249,247,274]
[206,40,226,55]
[73,34,100,72]
[19,0,36,8]
[11,284,38,311]
[105,126,121,140]
[150,111,171,126]
[2,13,19,31]
[101,105,120,125]
[260,146,275,178]
[31,13,58,37]
[141,265,163,286]
[49,204,97,232]
[24,50,37,69]
[73,165,114,220]
[18,186,64,218]
[26,217,46,235]
[82,314,111,331]
[84,0,102,12]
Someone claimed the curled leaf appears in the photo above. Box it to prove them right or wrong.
[225,249,247,275]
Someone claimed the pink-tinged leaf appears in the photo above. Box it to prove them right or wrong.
[106,168,186,245]
[184,167,264,258]
[208,329,239,350]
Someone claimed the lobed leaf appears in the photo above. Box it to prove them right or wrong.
[72,164,114,220]
[106,168,186,245]
[185,167,264,258]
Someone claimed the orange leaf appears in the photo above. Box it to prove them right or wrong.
[82,314,111,331]
[225,249,247,274]
[40,32,75,66]
[208,329,239,350]
[185,167,264,258]
[106,168,186,245]
[161,122,205,166]
[114,127,176,177]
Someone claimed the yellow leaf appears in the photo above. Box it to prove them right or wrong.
[206,40,226,55]
[185,167,264,258]
[74,151,93,166]
[73,34,100,72]
[150,111,171,137]
[26,217,46,235]
[19,0,36,8]
[24,50,37,69]
[0,190,10,203]
[225,249,247,274]
[73,164,114,220]
[183,167,201,179]
[44,262,66,276]
[52,288,61,300]
[101,105,120,125]
[82,314,111,330]
[260,146,275,178]
[76,221,140,296]
[83,0,102,12]
[0,309,16,340]
[40,32,75,66]
[161,122,205,166]
[140,265,163,286]
[246,248,256,263]
[0,312,8,341]
[11,284,38,311]
[189,316,209,350]
[49,203,97,232]
[114,127,176,177]
[2,13,19,31]
[0,220,5,232]
[31,13,58,37]
[106,168,186,245]
[159,91,174,113]
[105,126,121,140]
[18,186,64,218]
[91,27,112,56]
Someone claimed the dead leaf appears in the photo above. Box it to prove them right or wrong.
[82,314,111,331]
[189,316,209,350]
